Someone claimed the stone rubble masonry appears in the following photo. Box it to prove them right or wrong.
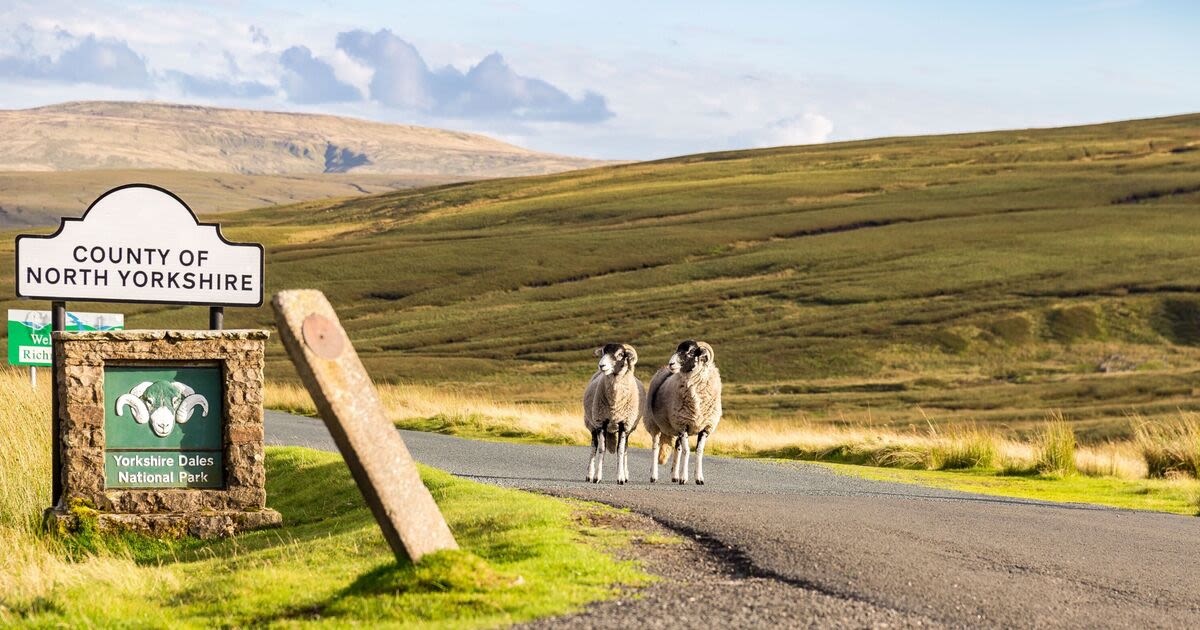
[46,329,282,538]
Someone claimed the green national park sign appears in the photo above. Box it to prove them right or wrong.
[7,309,123,366]
[104,365,223,488]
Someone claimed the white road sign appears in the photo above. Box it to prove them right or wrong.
[15,184,264,306]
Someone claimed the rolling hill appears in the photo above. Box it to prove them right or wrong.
[0,169,462,227]
[0,101,606,225]
[4,114,1200,439]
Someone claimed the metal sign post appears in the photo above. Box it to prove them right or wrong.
[51,301,64,506]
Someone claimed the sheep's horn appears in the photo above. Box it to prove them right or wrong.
[129,381,154,397]
[171,382,195,397]
[176,393,209,424]
[116,394,150,424]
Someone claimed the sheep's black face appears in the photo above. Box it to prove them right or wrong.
[671,339,714,373]
[595,343,637,375]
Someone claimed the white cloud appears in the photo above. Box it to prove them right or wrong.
[278,45,361,104]
[0,29,149,88]
[752,113,835,147]
[335,29,612,122]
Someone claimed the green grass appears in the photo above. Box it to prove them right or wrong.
[1035,417,1078,476]
[818,461,1200,515]
[4,447,653,628]
[4,114,1200,438]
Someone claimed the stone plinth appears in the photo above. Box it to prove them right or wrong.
[46,329,282,538]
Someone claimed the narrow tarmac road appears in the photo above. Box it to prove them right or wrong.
[266,410,1200,628]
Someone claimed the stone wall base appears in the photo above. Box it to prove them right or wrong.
[46,507,282,539]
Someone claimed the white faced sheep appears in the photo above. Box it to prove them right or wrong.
[583,343,646,484]
[646,340,722,484]
[642,361,679,483]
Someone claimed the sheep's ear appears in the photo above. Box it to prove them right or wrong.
[593,347,603,358]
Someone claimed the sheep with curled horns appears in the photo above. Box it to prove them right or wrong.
[116,380,209,438]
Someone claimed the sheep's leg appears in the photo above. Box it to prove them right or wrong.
[624,423,632,484]
[616,422,628,484]
[650,433,660,483]
[587,429,601,482]
[615,431,624,484]
[594,423,607,483]
[695,429,710,485]
[671,435,682,483]
[678,432,691,484]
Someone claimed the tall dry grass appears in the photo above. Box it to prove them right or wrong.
[1132,413,1200,478]
[927,425,999,470]
[1035,413,1077,477]
[268,381,584,443]
[0,368,51,530]
[265,382,1148,478]
[0,367,154,613]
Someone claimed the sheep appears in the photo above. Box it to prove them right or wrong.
[646,340,722,484]
[583,343,645,484]
[643,362,678,483]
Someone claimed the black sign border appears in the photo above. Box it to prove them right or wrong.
[14,183,266,308]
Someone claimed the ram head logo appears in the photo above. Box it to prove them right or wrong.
[116,381,209,438]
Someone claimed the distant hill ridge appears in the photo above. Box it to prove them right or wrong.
[0,101,604,177]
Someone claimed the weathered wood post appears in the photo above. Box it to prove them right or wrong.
[273,289,458,562]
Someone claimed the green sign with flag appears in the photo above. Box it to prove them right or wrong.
[6,309,124,367]
[104,365,223,488]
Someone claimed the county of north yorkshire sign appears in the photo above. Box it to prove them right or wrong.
[15,184,264,306]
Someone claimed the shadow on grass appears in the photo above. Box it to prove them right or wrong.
[42,446,647,626]
[245,550,513,626]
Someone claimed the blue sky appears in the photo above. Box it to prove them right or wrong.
[0,1,1196,159]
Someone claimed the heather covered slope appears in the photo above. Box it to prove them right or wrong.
[5,114,1200,437]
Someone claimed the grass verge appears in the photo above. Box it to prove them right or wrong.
[818,462,1200,516]
[1,366,653,628]
[3,447,653,628]
[265,381,1200,516]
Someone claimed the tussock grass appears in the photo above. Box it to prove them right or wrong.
[0,367,157,614]
[1035,414,1077,477]
[0,369,50,531]
[266,380,1147,479]
[928,426,999,470]
[268,375,1198,513]
[267,381,582,444]
[1132,413,1200,478]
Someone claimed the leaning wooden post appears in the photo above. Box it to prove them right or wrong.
[272,289,458,562]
